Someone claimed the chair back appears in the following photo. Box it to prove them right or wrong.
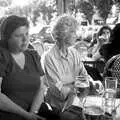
[103,54,120,85]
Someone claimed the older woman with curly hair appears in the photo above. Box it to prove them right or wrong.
[41,14,103,113]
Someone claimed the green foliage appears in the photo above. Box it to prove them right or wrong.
[1,0,118,26]
[88,0,100,6]
[0,0,12,7]
[77,1,94,24]
[97,0,113,20]
[4,0,57,26]
[77,0,113,23]
[33,0,57,25]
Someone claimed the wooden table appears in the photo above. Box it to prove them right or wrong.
[72,95,120,115]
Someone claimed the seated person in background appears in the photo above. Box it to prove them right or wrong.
[99,23,120,62]
[88,25,112,61]
[74,30,94,61]
[32,40,47,56]
[74,39,88,61]
[41,14,103,112]
[0,15,45,120]
[32,40,54,57]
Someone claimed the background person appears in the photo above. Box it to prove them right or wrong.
[88,25,112,61]
[0,15,45,120]
[99,23,120,62]
[102,24,120,98]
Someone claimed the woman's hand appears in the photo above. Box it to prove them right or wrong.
[92,80,104,95]
[61,86,71,99]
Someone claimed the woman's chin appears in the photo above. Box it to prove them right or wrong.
[22,44,28,50]
[19,47,27,52]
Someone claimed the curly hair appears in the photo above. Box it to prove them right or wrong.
[52,14,78,44]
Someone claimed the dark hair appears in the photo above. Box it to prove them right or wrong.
[97,25,112,41]
[89,26,112,48]
[110,23,120,43]
[0,15,29,49]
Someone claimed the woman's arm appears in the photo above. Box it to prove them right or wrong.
[0,77,41,120]
[30,76,45,113]
[92,51,102,61]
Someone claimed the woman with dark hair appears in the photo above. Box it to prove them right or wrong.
[88,25,112,61]
[0,15,45,120]
[97,25,112,42]
[100,23,120,62]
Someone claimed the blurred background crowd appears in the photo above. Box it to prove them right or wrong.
[1,0,120,73]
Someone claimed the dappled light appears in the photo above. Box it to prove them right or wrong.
[12,0,31,7]
[0,0,120,44]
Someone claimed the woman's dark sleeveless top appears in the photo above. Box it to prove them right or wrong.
[0,47,44,110]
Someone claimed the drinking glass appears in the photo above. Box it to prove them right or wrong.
[74,76,90,107]
[103,77,118,113]
[105,77,117,91]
